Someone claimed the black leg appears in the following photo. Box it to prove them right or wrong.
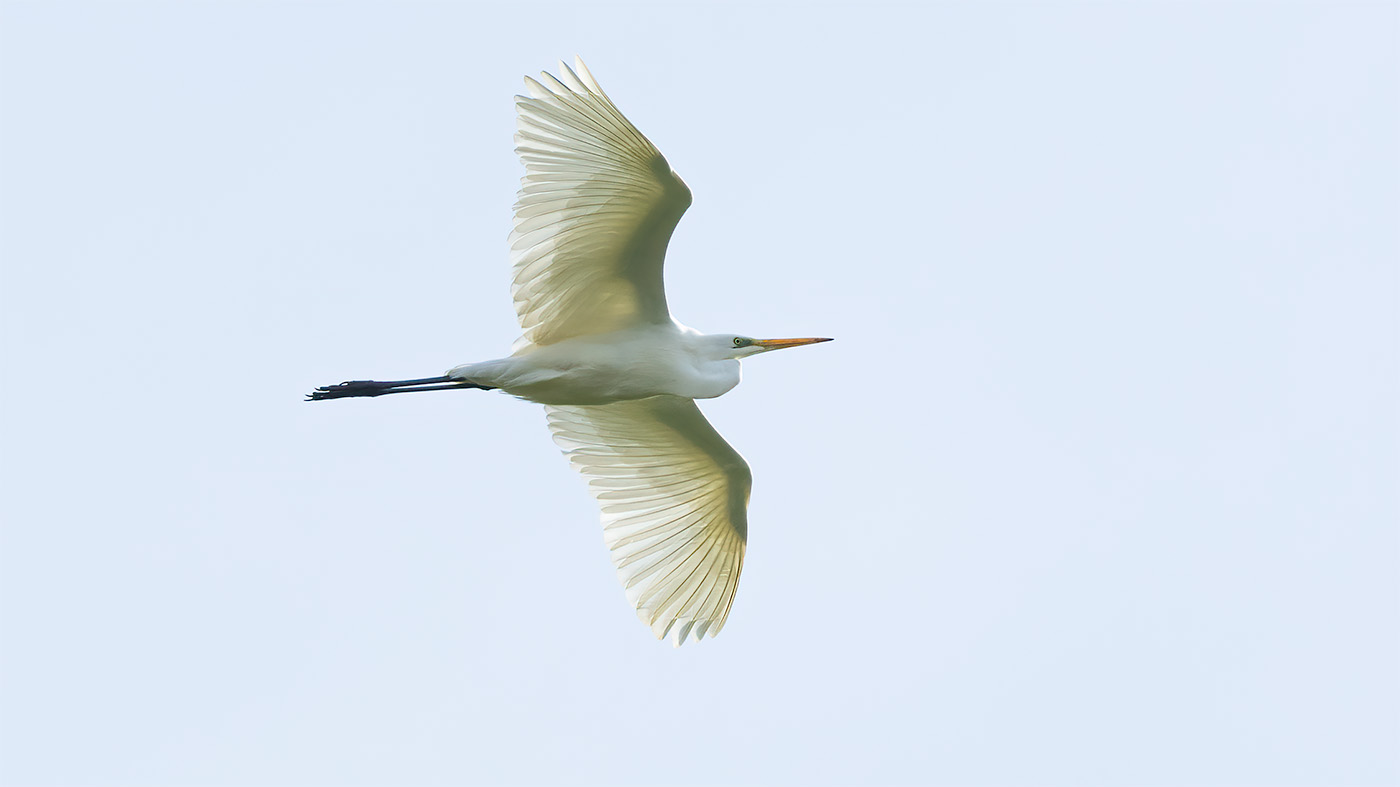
[306,376,495,401]
[345,376,456,388]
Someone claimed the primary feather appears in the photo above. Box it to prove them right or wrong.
[546,397,749,646]
[510,57,692,349]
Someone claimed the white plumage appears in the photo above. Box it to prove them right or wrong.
[509,58,689,350]
[309,58,830,646]
[547,398,749,645]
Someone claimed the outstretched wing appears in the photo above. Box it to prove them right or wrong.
[546,397,750,646]
[511,57,692,348]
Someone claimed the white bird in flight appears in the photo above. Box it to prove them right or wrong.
[309,57,831,646]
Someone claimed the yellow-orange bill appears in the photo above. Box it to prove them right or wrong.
[753,337,834,350]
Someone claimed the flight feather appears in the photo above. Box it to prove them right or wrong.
[546,397,749,646]
[510,57,692,348]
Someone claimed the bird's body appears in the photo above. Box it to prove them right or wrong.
[310,58,829,645]
[448,325,743,406]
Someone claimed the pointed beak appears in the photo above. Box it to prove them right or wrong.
[753,337,834,351]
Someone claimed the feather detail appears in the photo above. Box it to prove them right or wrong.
[545,397,750,646]
[510,58,692,349]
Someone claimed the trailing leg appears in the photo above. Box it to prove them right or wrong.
[306,376,495,401]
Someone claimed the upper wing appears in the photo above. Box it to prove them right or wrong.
[510,58,693,348]
[546,396,750,646]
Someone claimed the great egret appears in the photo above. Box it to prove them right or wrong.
[309,58,831,646]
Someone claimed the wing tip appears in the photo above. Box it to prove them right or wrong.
[573,56,605,96]
[518,56,606,100]
[644,610,729,647]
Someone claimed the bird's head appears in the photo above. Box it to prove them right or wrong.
[713,334,833,360]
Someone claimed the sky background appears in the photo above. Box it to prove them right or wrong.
[2,2,1397,785]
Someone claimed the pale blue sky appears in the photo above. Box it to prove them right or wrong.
[2,2,1397,785]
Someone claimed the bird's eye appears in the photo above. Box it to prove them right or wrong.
[733,337,749,347]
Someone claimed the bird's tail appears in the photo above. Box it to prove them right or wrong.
[306,376,495,401]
